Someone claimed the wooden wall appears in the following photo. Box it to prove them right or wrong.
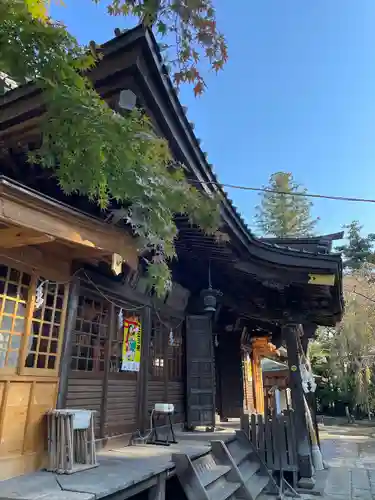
[106,375,138,437]
[65,374,104,436]
[64,289,186,443]
[65,291,109,436]
[0,250,70,480]
[105,304,140,437]
[147,312,185,427]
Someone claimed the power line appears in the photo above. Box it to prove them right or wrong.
[192,179,375,205]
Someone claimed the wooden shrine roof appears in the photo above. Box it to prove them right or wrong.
[0,25,344,326]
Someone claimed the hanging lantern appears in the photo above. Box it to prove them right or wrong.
[200,287,222,313]
[200,260,222,313]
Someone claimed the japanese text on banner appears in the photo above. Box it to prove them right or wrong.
[121,317,142,372]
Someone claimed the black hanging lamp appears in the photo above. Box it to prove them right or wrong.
[200,260,222,313]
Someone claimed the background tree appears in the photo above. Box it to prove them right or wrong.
[254,171,319,237]
[0,0,228,294]
[336,221,375,270]
[310,264,375,418]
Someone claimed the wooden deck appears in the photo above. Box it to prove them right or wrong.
[0,428,237,500]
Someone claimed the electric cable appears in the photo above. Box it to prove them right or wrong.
[191,179,375,204]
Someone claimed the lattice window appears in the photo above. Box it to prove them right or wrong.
[71,295,109,372]
[167,321,184,380]
[24,280,66,371]
[0,265,31,371]
[150,315,165,378]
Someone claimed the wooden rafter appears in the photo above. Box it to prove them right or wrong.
[0,179,138,269]
[0,227,55,248]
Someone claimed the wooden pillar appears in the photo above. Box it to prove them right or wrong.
[241,351,255,413]
[56,277,79,409]
[163,321,169,407]
[283,324,314,488]
[251,336,277,415]
[251,348,264,414]
[100,303,115,440]
[137,305,152,433]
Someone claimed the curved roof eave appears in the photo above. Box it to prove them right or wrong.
[0,24,343,276]
[139,27,343,270]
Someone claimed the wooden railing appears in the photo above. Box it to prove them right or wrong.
[240,411,298,482]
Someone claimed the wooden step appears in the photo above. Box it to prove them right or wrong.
[198,465,232,488]
[226,439,252,465]
[206,479,242,500]
[246,474,269,499]
[238,459,260,483]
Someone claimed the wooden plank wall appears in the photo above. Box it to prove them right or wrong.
[168,381,185,423]
[65,375,104,436]
[0,377,58,479]
[104,304,140,438]
[106,376,138,437]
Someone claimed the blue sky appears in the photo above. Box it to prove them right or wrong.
[51,0,375,238]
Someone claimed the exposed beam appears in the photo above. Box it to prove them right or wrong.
[0,178,138,269]
[0,227,54,248]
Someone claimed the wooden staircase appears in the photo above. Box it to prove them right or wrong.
[172,430,279,500]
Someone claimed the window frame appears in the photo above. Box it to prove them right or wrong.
[21,279,69,377]
[149,314,167,380]
[70,292,110,374]
[0,260,69,377]
[167,320,185,382]
[0,265,35,376]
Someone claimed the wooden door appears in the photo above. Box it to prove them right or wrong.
[0,258,70,480]
[186,315,215,429]
[217,332,243,418]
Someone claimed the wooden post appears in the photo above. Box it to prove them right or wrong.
[148,472,166,500]
[251,338,267,415]
[252,351,264,414]
[240,413,250,439]
[137,305,152,433]
[283,324,314,489]
[163,318,169,406]
[242,350,255,413]
[100,303,115,440]
[57,277,79,409]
